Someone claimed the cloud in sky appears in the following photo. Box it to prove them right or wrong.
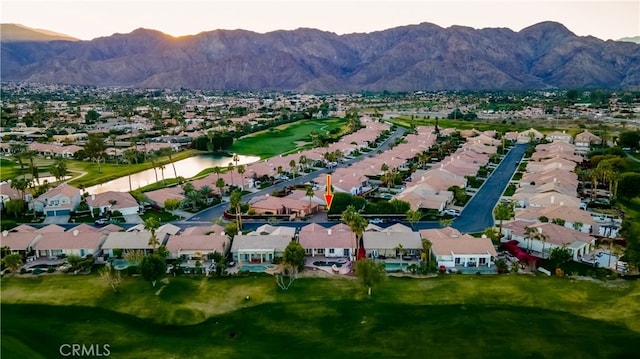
[1,0,638,41]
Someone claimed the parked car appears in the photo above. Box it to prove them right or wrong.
[94,218,109,225]
[369,218,384,224]
[443,209,460,217]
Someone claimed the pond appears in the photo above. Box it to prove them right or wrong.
[86,153,259,194]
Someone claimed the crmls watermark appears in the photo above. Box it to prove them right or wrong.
[59,344,111,357]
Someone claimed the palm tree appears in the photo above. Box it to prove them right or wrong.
[299,155,308,172]
[493,201,514,236]
[148,152,159,184]
[341,205,367,260]
[9,143,27,172]
[167,149,178,179]
[305,186,315,214]
[182,182,195,195]
[49,158,68,185]
[186,190,201,211]
[289,159,297,179]
[10,178,31,204]
[539,232,549,259]
[229,190,243,230]
[228,162,235,186]
[213,166,222,181]
[215,177,226,197]
[23,150,38,184]
[395,243,407,271]
[237,165,246,190]
[159,164,166,186]
[199,185,213,203]
[422,238,432,264]
[232,153,240,170]
[144,217,161,251]
[123,149,137,191]
[439,218,453,228]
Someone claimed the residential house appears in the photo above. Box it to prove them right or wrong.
[298,223,355,259]
[33,183,81,216]
[165,232,228,261]
[34,227,107,259]
[0,181,23,210]
[420,227,496,270]
[575,130,602,153]
[394,182,453,212]
[101,230,169,257]
[230,234,292,264]
[517,128,544,143]
[362,225,422,259]
[143,187,185,209]
[0,227,41,256]
[248,195,318,219]
[545,131,573,143]
[514,206,593,233]
[501,221,596,261]
[86,191,140,217]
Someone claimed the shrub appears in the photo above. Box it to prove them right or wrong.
[20,268,27,274]
[47,267,55,273]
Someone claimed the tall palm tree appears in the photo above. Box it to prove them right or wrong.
[109,134,118,164]
[186,190,201,211]
[148,152,159,184]
[395,243,407,270]
[9,143,27,172]
[229,190,243,230]
[228,162,235,186]
[305,186,315,214]
[144,217,161,251]
[123,149,137,191]
[341,205,367,260]
[422,238,432,264]
[166,148,178,179]
[237,165,246,190]
[215,177,226,197]
[289,159,297,179]
[493,201,514,236]
[213,166,222,181]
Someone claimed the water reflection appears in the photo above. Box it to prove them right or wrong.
[86,154,259,194]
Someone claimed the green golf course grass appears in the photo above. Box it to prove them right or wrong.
[231,118,348,158]
[2,274,639,358]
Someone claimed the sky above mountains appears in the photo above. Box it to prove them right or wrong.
[1,0,638,41]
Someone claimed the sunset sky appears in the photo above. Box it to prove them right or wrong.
[1,0,638,41]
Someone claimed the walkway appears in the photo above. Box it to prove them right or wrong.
[452,143,528,233]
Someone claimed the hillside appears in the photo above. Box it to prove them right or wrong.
[1,23,79,42]
[2,21,639,91]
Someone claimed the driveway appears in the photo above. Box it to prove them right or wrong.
[43,215,71,224]
[452,143,528,233]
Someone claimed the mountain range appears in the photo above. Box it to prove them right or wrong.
[2,21,639,91]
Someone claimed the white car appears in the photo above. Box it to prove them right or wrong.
[443,209,460,217]
[369,218,384,224]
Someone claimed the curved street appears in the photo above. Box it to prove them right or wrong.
[452,143,528,233]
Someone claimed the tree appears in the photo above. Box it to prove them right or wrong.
[9,143,27,171]
[406,209,422,229]
[305,186,315,214]
[139,254,166,287]
[395,243,407,271]
[421,238,432,263]
[164,198,181,213]
[439,218,453,228]
[289,159,297,178]
[355,259,386,296]
[493,201,514,235]
[156,245,170,259]
[283,241,305,271]
[10,178,30,204]
[215,177,226,196]
[144,217,161,250]
[85,109,101,124]
[342,205,367,259]
[123,149,138,191]
[224,221,238,240]
[5,199,25,218]
[550,246,572,271]
[200,185,213,202]
[49,158,68,185]
[229,189,243,230]
[227,162,235,186]
[123,250,145,267]
[100,265,123,293]
[2,253,23,276]
[84,134,107,173]
[236,165,246,190]
[185,190,201,211]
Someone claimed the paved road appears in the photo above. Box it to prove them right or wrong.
[452,143,528,233]
[185,126,407,223]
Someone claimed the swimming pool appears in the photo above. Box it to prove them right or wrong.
[112,259,136,270]
[384,262,410,272]
[238,264,277,273]
[312,260,344,268]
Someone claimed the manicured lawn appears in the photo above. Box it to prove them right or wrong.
[140,209,180,222]
[232,118,347,158]
[1,274,639,358]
